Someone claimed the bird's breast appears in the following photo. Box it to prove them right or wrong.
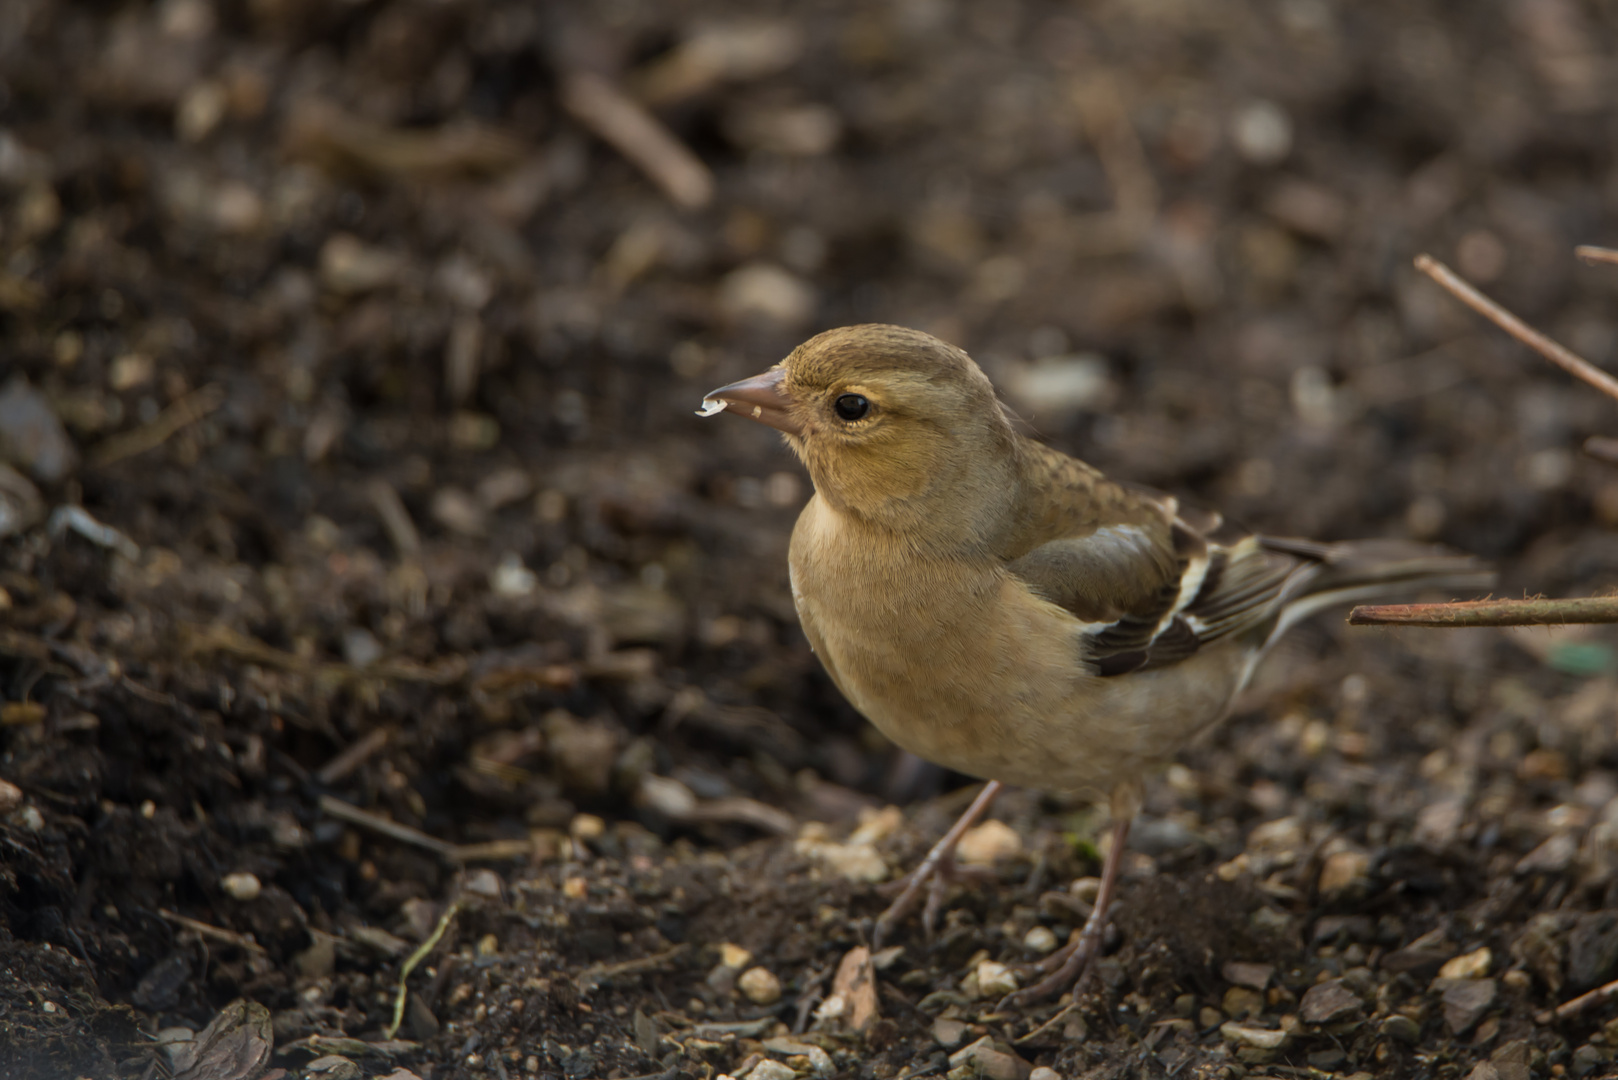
[788,497,1121,791]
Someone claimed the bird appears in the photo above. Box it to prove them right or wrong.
[698,323,1491,1007]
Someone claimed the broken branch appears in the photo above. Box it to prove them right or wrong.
[1349,597,1618,627]
[1414,254,1618,405]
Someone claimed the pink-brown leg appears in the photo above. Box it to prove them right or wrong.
[999,782,1140,1010]
[872,781,1002,950]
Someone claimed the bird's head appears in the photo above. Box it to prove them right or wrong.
[700,324,1019,534]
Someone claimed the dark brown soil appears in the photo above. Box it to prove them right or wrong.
[3,1,1618,1078]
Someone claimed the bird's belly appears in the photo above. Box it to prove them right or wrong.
[798,570,1185,798]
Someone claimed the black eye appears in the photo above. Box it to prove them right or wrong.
[834,394,870,421]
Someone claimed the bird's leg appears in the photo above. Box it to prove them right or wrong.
[1000,781,1140,1010]
[872,780,1003,949]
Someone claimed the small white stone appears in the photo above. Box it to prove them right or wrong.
[696,398,727,417]
[738,967,782,1005]
[748,1062,797,1080]
[1023,926,1058,954]
[957,820,1023,866]
[1220,1021,1289,1049]
[1438,946,1491,980]
[1030,1069,1062,1080]
[974,960,1019,999]
[221,872,262,901]
[720,943,754,970]
[1232,100,1293,165]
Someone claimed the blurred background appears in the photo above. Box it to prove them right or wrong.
[3,0,1618,1073]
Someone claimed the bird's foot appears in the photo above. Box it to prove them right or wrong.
[998,923,1103,1010]
[871,781,1002,949]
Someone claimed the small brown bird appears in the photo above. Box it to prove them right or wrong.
[701,324,1489,1006]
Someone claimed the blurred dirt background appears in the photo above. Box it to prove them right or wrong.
[3,0,1618,1077]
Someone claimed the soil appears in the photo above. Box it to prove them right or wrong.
[2,1,1618,1078]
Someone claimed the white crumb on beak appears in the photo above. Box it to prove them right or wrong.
[696,398,728,417]
[751,405,762,418]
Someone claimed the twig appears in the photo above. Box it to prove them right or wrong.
[318,794,457,858]
[1574,245,1618,266]
[560,71,714,210]
[385,898,460,1040]
[367,479,421,560]
[157,908,266,953]
[1584,435,1618,467]
[1537,975,1618,1024]
[1349,597,1618,627]
[317,728,391,785]
[1414,254,1618,405]
[89,384,226,467]
[576,945,688,993]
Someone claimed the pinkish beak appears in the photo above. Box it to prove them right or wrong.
[697,367,802,436]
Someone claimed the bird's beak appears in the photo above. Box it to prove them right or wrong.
[697,367,803,436]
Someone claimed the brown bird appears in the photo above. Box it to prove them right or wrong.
[700,324,1490,1006]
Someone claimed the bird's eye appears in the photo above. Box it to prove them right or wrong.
[834,394,870,421]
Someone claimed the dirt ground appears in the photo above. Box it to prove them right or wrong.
[3,0,1618,1077]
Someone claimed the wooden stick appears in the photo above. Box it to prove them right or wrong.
[1349,597,1618,627]
[158,908,266,953]
[1574,245,1618,266]
[561,71,714,210]
[318,794,457,858]
[1414,254,1618,405]
[89,384,226,467]
[1538,974,1618,1025]
[1584,435,1618,467]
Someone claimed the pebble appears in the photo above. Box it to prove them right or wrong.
[1440,978,1497,1035]
[1005,354,1114,415]
[720,943,753,969]
[934,1017,968,1048]
[1438,945,1491,980]
[1222,960,1272,990]
[974,960,1019,999]
[738,967,781,1005]
[1231,100,1292,164]
[0,378,78,483]
[1317,850,1370,895]
[948,1035,1032,1080]
[1379,1013,1420,1043]
[1223,986,1264,1019]
[220,872,262,901]
[0,463,44,540]
[1515,833,1577,875]
[748,1062,796,1080]
[957,819,1022,865]
[0,779,21,814]
[1298,978,1361,1024]
[319,234,406,294]
[793,823,889,883]
[1023,926,1058,953]
[1569,911,1618,990]
[1029,1070,1060,1080]
[718,263,817,328]
[1220,1021,1289,1050]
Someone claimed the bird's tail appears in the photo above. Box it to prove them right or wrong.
[1264,537,1495,644]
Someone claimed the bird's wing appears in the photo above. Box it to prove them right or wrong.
[1004,442,1302,677]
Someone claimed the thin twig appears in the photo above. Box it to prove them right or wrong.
[1349,597,1618,627]
[385,899,460,1040]
[1414,254,1618,405]
[576,945,688,993]
[318,794,458,858]
[157,908,266,953]
[1574,245,1618,266]
[1584,435,1618,467]
[89,384,226,467]
[317,728,391,785]
[1537,974,1618,1024]
[560,71,714,210]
